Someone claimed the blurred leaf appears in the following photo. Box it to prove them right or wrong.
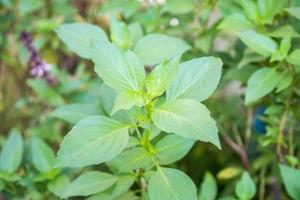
[18,0,43,15]
[240,0,260,23]
[235,171,256,200]
[56,116,129,168]
[111,174,135,197]
[199,172,217,200]
[0,129,23,173]
[237,30,277,56]
[155,134,194,165]
[287,49,300,65]
[245,68,280,104]
[218,13,255,30]
[166,57,222,102]
[276,71,293,93]
[48,175,70,197]
[128,22,143,45]
[258,0,284,24]
[268,25,300,38]
[148,167,198,200]
[56,23,108,59]
[286,7,300,20]
[162,0,195,15]
[110,18,132,49]
[134,34,190,65]
[63,171,117,198]
[51,103,103,124]
[217,167,241,180]
[152,99,220,148]
[279,164,300,199]
[31,137,55,173]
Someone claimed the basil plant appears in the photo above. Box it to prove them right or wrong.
[54,19,223,199]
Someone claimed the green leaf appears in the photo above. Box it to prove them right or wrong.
[162,0,195,15]
[258,0,284,24]
[63,171,117,198]
[152,99,220,148]
[111,90,145,115]
[166,57,222,102]
[271,37,291,62]
[268,25,300,38]
[287,49,300,65]
[56,116,129,168]
[134,34,190,65]
[217,167,242,180]
[276,71,293,93]
[199,172,217,200]
[235,172,256,200]
[128,22,143,45]
[240,0,260,23]
[48,175,70,197]
[51,103,103,124]
[286,7,300,20]
[146,58,180,98]
[218,13,255,30]
[110,18,132,49]
[279,164,300,199]
[92,42,145,92]
[237,51,265,69]
[155,134,194,165]
[148,167,197,200]
[111,175,135,197]
[237,30,277,56]
[30,137,55,173]
[56,23,108,59]
[245,68,280,104]
[0,129,23,173]
[109,147,154,172]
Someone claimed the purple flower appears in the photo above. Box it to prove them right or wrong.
[20,31,57,85]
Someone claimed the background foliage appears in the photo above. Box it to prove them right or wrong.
[1,0,300,199]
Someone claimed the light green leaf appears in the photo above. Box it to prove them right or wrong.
[0,129,23,173]
[237,30,277,56]
[48,175,70,197]
[152,99,220,148]
[162,0,195,15]
[56,23,108,59]
[287,49,300,66]
[268,25,300,38]
[110,18,132,49]
[258,0,284,24]
[128,22,143,45]
[217,167,242,180]
[166,57,222,102]
[111,90,145,115]
[271,37,291,62]
[56,116,129,168]
[245,68,280,104]
[235,172,256,200]
[199,172,217,200]
[276,71,293,93]
[92,42,145,92]
[134,34,190,65]
[240,0,260,23]
[155,134,195,165]
[237,51,265,69]
[286,7,300,20]
[31,137,55,173]
[148,167,197,200]
[63,171,117,198]
[279,164,300,199]
[110,147,154,172]
[218,13,255,30]
[51,103,102,124]
[111,175,135,197]
[146,58,180,98]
